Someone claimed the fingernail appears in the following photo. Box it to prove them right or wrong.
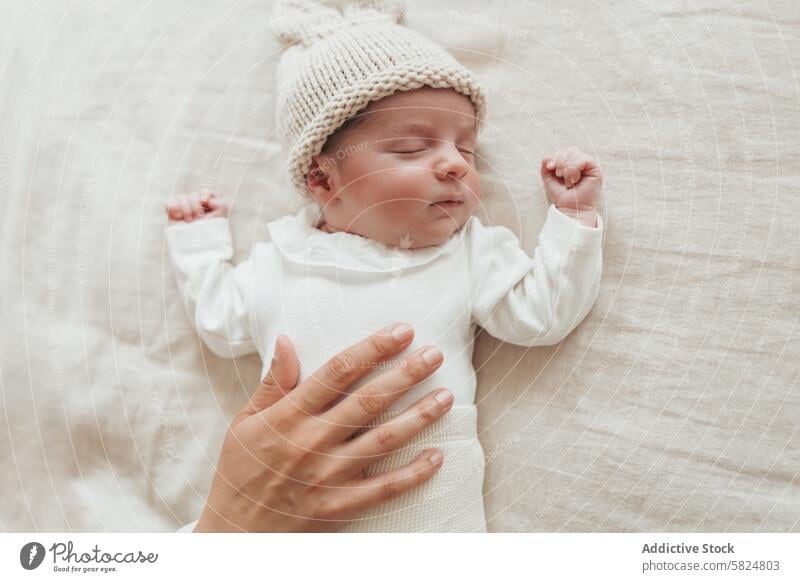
[434,389,453,405]
[421,346,443,365]
[429,450,443,465]
[391,323,413,342]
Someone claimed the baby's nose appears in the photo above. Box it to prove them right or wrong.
[435,147,469,180]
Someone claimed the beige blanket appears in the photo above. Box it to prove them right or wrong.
[1,0,797,532]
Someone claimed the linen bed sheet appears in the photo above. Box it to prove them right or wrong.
[0,0,797,532]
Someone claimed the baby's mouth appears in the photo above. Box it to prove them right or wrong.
[430,199,464,209]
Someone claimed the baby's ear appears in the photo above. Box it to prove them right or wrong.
[306,157,337,204]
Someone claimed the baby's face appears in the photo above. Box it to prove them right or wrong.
[307,87,481,249]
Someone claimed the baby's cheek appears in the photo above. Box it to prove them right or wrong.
[382,166,428,191]
[466,172,482,196]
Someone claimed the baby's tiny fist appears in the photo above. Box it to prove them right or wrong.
[540,147,603,216]
[166,192,228,223]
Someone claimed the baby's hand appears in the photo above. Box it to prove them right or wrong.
[540,147,603,227]
[166,192,228,223]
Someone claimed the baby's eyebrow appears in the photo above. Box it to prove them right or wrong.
[385,121,477,139]
[389,122,437,136]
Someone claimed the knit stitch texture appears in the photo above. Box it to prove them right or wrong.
[269,0,487,194]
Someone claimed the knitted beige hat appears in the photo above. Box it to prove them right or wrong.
[270,0,487,194]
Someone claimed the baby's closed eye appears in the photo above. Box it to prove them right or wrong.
[382,138,428,154]
[392,148,428,155]
[382,140,475,157]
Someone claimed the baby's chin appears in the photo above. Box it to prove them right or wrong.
[392,220,465,249]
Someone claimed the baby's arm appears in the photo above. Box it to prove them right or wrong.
[467,207,603,347]
[165,193,258,358]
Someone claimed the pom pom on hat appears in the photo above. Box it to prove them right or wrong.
[272,0,405,46]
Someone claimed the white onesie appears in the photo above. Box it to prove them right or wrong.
[166,202,604,532]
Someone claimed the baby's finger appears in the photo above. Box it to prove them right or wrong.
[562,152,585,185]
[577,154,603,180]
[565,164,581,187]
[555,158,567,179]
[189,192,203,217]
[540,159,565,197]
[204,194,221,211]
[550,150,563,174]
[555,150,570,178]
[166,201,181,220]
[205,195,228,218]
[179,196,194,222]
[167,199,183,220]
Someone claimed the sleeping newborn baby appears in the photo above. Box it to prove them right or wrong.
[165,0,604,532]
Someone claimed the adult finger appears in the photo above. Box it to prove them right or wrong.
[234,335,300,425]
[332,448,444,518]
[319,345,444,441]
[332,387,453,480]
[281,323,415,416]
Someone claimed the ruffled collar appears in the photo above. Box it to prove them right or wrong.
[267,203,470,273]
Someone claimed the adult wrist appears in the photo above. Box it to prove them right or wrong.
[193,507,238,533]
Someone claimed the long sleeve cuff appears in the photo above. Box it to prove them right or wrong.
[541,205,604,250]
[165,217,232,254]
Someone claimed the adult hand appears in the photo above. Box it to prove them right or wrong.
[193,323,453,532]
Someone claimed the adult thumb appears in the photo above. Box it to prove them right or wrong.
[238,335,300,420]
